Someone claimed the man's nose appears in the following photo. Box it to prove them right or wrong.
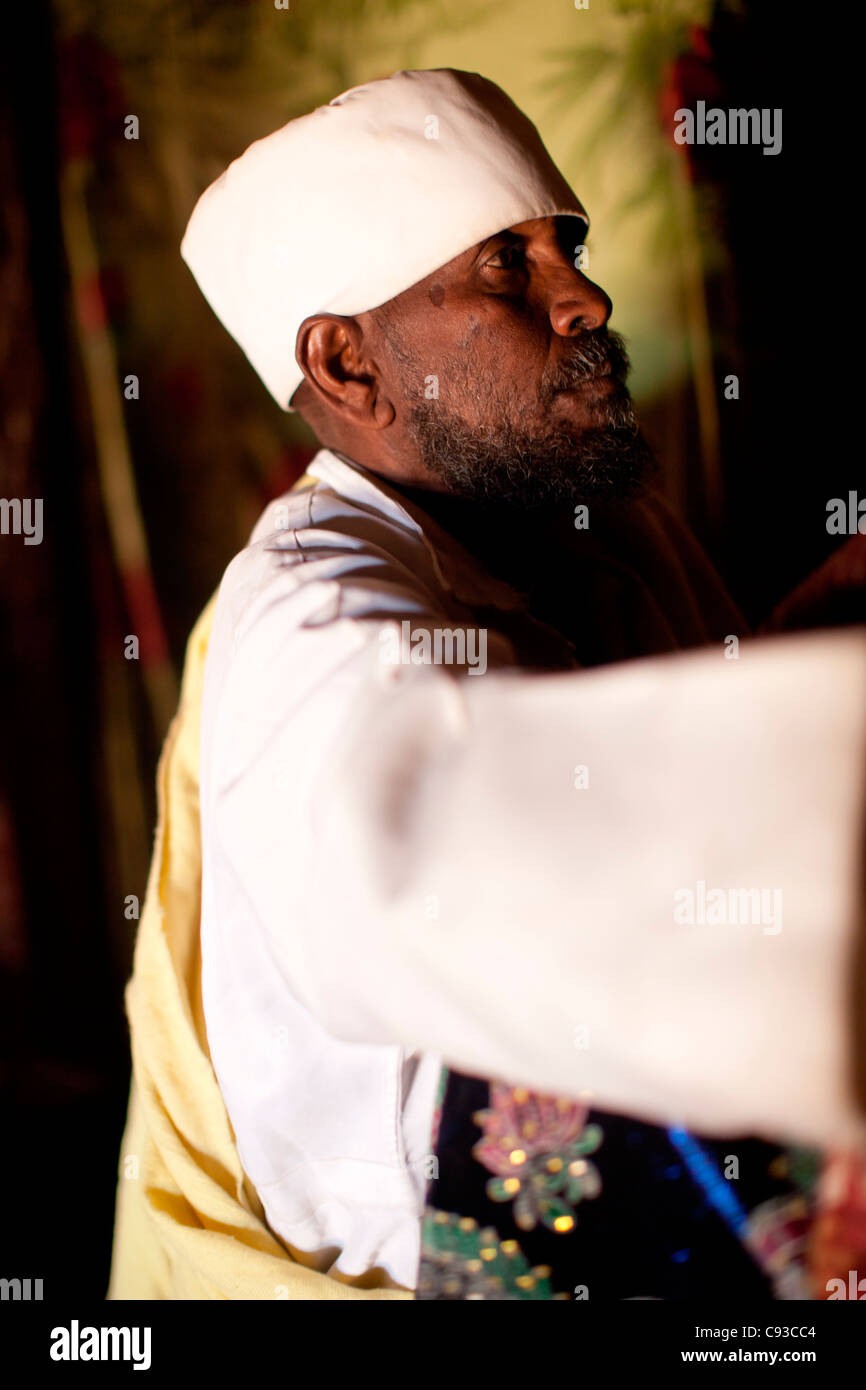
[547,268,612,337]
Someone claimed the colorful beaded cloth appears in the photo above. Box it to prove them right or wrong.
[416,1068,820,1300]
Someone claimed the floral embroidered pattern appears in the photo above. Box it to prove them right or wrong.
[417,1210,568,1300]
[471,1083,603,1234]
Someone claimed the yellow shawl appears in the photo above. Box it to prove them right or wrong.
[108,552,410,1300]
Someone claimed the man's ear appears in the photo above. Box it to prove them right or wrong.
[295,314,394,429]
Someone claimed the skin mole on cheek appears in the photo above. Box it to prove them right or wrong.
[428,282,446,307]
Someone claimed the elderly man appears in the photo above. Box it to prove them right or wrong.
[110,69,866,1301]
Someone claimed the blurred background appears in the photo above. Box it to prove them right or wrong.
[0,0,856,1297]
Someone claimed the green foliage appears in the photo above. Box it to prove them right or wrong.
[542,0,713,253]
[57,0,493,130]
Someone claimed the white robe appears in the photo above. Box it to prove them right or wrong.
[198,447,866,1288]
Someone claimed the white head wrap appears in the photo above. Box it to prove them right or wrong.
[180,68,588,410]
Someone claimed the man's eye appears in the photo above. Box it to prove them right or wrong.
[485,245,525,271]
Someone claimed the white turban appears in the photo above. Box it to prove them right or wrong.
[180,68,589,411]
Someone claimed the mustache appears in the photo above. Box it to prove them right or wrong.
[541,328,632,398]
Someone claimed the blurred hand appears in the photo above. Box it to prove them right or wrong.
[762,533,866,634]
[809,1151,866,1299]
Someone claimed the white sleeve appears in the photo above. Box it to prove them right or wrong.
[210,539,866,1152]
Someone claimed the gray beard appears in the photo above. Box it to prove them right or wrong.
[401,332,656,508]
[407,399,655,508]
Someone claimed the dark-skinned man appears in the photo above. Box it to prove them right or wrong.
[109,69,866,1302]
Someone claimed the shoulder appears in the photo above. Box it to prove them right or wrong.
[215,474,433,645]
